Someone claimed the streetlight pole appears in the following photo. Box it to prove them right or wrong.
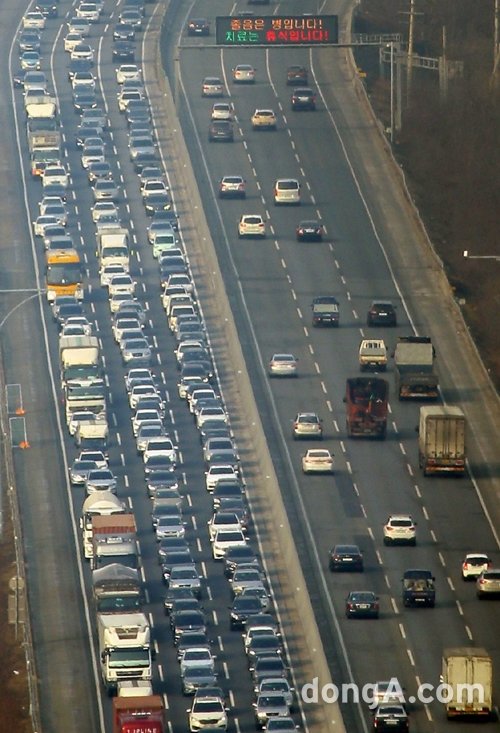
[0,290,45,331]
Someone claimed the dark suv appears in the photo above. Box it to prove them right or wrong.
[208,120,234,142]
[367,300,397,327]
[291,87,316,111]
[402,569,435,607]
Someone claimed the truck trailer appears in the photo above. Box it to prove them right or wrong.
[345,377,388,439]
[92,563,142,614]
[80,493,126,559]
[394,336,439,400]
[112,695,164,733]
[441,648,492,718]
[91,514,138,571]
[418,406,466,476]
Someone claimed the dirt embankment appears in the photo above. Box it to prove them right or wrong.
[354,0,500,390]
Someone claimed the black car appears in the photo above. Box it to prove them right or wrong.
[372,704,409,732]
[73,90,97,113]
[367,300,397,327]
[291,87,316,111]
[68,58,94,80]
[19,31,41,53]
[13,69,27,88]
[147,470,180,496]
[172,609,206,643]
[143,192,171,215]
[161,549,193,577]
[208,120,234,142]
[224,545,259,578]
[113,22,136,41]
[230,595,262,629]
[56,303,84,327]
[187,17,210,35]
[112,40,135,61]
[76,126,103,148]
[212,480,243,508]
[329,544,364,572]
[35,0,58,17]
[345,591,379,619]
[286,65,308,85]
[296,219,324,242]
[250,655,288,685]
[163,587,196,614]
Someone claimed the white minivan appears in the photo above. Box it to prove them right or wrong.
[274,178,300,205]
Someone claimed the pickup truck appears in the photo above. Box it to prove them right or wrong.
[358,339,387,371]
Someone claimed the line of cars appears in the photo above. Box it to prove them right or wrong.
[15,2,307,730]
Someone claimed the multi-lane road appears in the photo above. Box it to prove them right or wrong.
[1,0,499,731]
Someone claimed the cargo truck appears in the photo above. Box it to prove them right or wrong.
[75,420,109,453]
[358,339,387,371]
[28,130,61,177]
[345,377,388,439]
[91,514,138,571]
[96,229,130,271]
[112,695,164,733]
[25,93,57,119]
[97,612,152,695]
[80,493,126,559]
[441,648,492,718]
[92,563,142,613]
[65,380,107,424]
[394,336,439,400]
[59,335,99,370]
[418,406,466,476]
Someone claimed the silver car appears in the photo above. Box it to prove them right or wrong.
[121,337,151,365]
[85,468,117,494]
[69,459,98,485]
[253,693,290,728]
[268,353,298,377]
[477,568,500,598]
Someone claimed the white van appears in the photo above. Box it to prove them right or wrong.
[274,178,300,205]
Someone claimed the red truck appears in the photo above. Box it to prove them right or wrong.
[345,377,389,438]
[113,696,165,733]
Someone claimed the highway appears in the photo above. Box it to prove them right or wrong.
[2,0,499,731]
[5,0,332,732]
[164,0,500,731]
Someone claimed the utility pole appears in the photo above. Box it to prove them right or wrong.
[407,0,416,99]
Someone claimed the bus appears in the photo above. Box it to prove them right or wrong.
[45,248,83,302]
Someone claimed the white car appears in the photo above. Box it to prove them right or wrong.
[92,202,118,222]
[251,109,277,130]
[63,316,93,336]
[71,71,95,88]
[188,695,228,732]
[132,409,161,437]
[100,264,127,287]
[274,178,300,205]
[23,11,46,29]
[383,514,417,546]
[78,450,108,469]
[71,43,94,61]
[64,32,84,52]
[33,215,60,237]
[211,102,233,120]
[76,2,100,22]
[205,465,239,492]
[462,553,492,580]
[42,164,69,189]
[116,64,142,84]
[180,648,215,677]
[207,512,242,542]
[129,384,159,409]
[143,437,177,464]
[212,529,247,560]
[196,406,227,429]
[201,76,224,97]
[238,214,266,239]
[232,64,255,83]
[268,353,298,377]
[302,449,334,474]
[108,274,136,297]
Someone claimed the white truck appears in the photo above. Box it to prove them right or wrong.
[59,335,100,370]
[418,406,466,476]
[358,339,388,371]
[75,419,109,453]
[97,612,152,695]
[96,229,130,271]
[28,130,61,177]
[80,493,126,559]
[90,515,138,571]
[25,93,57,119]
[65,380,107,425]
[441,647,492,718]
